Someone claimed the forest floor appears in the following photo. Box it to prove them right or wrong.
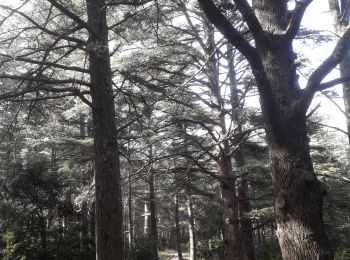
[159,250,189,260]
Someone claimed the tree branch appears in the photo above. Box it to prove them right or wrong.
[106,0,154,7]
[196,0,258,65]
[0,53,89,73]
[298,26,350,113]
[284,0,313,39]
[232,0,265,40]
[0,4,86,45]
[318,76,350,90]
[46,0,95,36]
[0,74,91,87]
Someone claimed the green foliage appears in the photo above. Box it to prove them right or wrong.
[334,247,350,260]
[0,232,25,260]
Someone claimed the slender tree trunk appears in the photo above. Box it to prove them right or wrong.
[80,202,89,254]
[86,0,123,259]
[228,45,256,260]
[128,165,133,247]
[89,201,95,243]
[148,168,159,260]
[328,0,350,144]
[39,210,48,259]
[175,194,184,260]
[235,152,256,260]
[144,201,149,235]
[205,22,242,260]
[186,188,196,260]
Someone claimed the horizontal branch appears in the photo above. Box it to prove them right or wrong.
[318,76,350,90]
[0,74,91,87]
[106,0,153,7]
[0,53,89,73]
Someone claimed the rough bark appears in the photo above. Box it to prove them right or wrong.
[86,0,123,259]
[196,0,350,258]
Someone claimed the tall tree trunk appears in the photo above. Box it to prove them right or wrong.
[144,201,149,235]
[148,167,159,260]
[256,15,332,258]
[128,164,134,247]
[175,194,184,260]
[205,21,242,260]
[186,188,196,260]
[89,201,95,243]
[39,210,48,259]
[86,0,123,259]
[228,45,256,260]
[80,202,89,254]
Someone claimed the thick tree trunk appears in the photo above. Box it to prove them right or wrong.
[86,0,123,259]
[175,194,184,260]
[257,40,332,259]
[186,188,196,260]
[269,131,332,259]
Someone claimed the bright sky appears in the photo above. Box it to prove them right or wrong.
[300,0,348,135]
[6,0,349,138]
